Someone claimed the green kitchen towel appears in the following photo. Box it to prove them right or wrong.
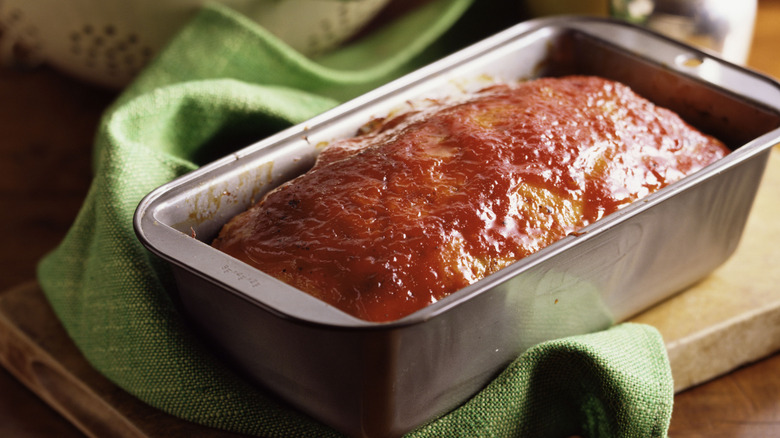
[37,2,674,437]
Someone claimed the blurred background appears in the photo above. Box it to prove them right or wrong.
[0,0,760,89]
[0,0,778,436]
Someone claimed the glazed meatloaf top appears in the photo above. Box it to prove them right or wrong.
[212,75,729,322]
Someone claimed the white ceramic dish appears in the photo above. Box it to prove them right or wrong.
[0,0,388,88]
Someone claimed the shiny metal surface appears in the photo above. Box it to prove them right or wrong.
[134,17,780,437]
[610,0,757,63]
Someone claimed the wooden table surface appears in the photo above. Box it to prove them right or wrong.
[2,1,780,436]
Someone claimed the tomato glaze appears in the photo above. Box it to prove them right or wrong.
[212,76,728,322]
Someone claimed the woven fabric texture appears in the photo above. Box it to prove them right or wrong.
[37,2,674,437]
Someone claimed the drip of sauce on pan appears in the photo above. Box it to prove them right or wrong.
[212,76,729,322]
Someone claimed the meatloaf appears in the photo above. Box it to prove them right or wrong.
[211,75,729,322]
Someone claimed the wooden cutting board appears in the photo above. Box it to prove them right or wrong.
[1,147,779,437]
[0,282,247,437]
[632,146,780,392]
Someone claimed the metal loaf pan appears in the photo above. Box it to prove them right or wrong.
[134,16,780,437]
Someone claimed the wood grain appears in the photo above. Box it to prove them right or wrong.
[0,65,114,293]
[0,64,114,438]
[0,366,84,437]
[630,148,780,392]
[0,282,247,438]
[1,143,776,437]
[1,0,780,436]
[670,353,780,437]
[665,0,780,434]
